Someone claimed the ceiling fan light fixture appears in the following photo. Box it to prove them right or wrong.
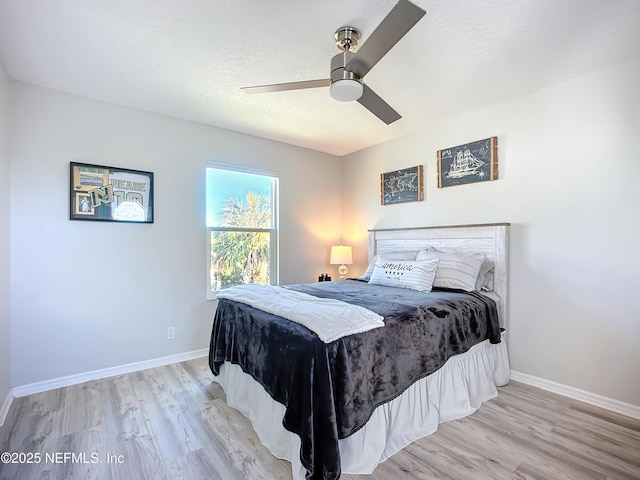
[330,79,363,102]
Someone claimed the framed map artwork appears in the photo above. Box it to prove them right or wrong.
[380,165,424,205]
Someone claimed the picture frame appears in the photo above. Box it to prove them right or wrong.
[381,165,424,205]
[69,162,154,223]
[437,136,498,188]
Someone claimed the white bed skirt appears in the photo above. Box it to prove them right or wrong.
[213,335,510,480]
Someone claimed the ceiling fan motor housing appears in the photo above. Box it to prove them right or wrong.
[330,50,360,82]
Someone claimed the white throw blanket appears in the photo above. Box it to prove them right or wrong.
[215,284,385,343]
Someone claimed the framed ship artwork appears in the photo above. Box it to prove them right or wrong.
[437,137,498,188]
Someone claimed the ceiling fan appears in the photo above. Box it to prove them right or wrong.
[241,0,426,125]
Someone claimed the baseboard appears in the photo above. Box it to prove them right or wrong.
[14,356,637,420]
[12,348,209,398]
[0,390,13,427]
[510,370,640,420]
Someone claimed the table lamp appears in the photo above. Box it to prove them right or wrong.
[330,245,353,280]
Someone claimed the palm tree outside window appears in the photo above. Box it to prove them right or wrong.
[206,164,278,297]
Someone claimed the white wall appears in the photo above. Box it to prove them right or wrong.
[342,57,640,408]
[0,60,11,408]
[7,57,639,410]
[10,83,342,387]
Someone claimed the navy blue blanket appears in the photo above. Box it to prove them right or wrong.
[209,280,501,480]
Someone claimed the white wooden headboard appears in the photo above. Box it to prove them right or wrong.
[368,223,510,329]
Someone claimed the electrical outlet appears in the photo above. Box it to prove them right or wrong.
[167,326,175,339]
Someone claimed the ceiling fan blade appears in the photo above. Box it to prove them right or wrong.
[346,0,426,78]
[358,83,402,124]
[241,79,330,94]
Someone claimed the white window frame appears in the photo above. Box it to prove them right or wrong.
[206,162,279,299]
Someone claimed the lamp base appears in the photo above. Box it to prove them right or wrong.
[338,264,348,280]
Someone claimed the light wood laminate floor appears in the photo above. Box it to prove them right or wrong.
[1,357,638,480]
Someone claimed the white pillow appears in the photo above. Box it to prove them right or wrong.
[481,270,494,291]
[416,250,485,291]
[360,251,418,281]
[368,257,439,292]
[476,259,494,291]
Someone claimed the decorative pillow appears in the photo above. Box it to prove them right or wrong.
[368,258,439,292]
[416,250,485,291]
[360,251,418,281]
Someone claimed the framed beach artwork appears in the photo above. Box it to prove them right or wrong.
[437,137,498,188]
[69,162,154,223]
[380,165,424,205]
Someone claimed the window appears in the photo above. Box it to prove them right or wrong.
[206,164,278,296]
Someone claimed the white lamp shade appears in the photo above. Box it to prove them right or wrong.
[330,245,353,265]
[330,79,363,102]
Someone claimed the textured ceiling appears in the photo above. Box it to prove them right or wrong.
[1,0,639,156]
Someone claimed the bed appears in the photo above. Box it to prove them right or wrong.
[209,223,510,480]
